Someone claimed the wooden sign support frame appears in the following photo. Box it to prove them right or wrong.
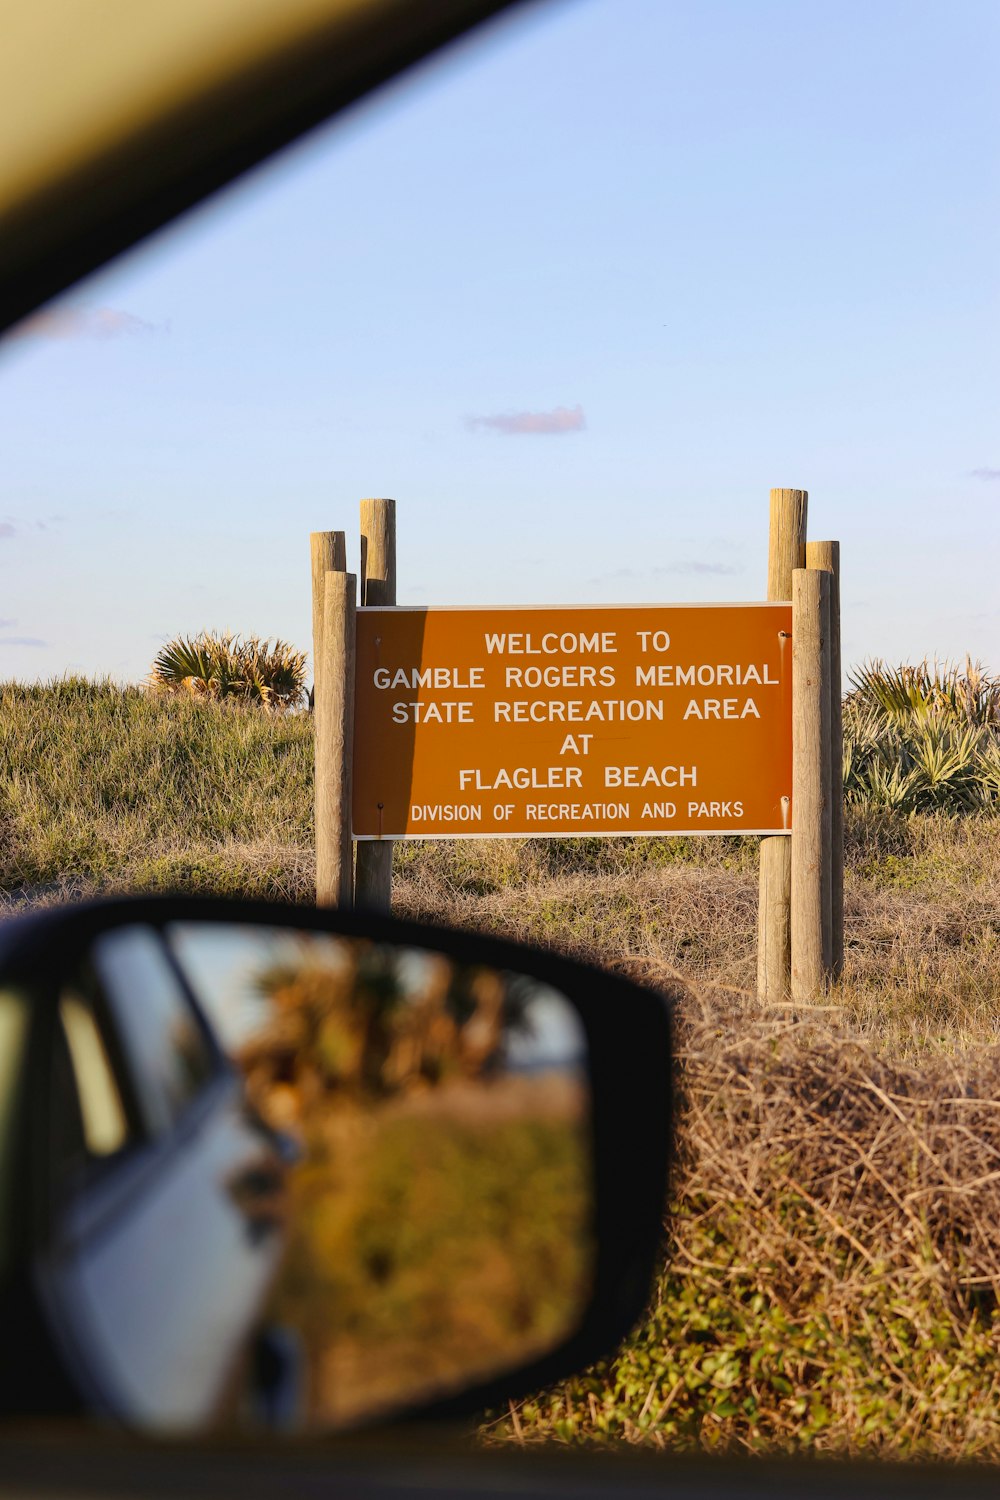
[312,494,844,1001]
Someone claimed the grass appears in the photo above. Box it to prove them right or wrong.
[394,814,1000,1060]
[0,678,314,904]
[274,1087,591,1426]
[485,1002,1000,1458]
[4,674,1000,1459]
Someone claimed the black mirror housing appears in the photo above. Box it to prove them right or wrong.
[0,894,672,1433]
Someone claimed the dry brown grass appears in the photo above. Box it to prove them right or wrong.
[7,680,1000,1456]
[399,821,1000,1457]
[485,993,1000,1457]
[394,814,1000,1060]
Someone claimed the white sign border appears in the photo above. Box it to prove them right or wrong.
[354,599,792,840]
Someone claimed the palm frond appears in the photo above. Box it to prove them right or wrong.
[147,632,307,709]
[843,660,1000,815]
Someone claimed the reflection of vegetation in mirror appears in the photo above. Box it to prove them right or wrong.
[58,992,129,1157]
[166,923,594,1427]
[0,990,30,1278]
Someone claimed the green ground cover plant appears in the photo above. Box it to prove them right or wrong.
[3,668,1000,1459]
[486,1006,1000,1458]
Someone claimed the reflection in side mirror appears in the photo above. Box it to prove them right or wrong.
[47,921,594,1433]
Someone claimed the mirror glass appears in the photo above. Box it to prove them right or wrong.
[49,921,593,1432]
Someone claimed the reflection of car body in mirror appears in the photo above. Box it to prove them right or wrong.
[0,921,300,1430]
[0,895,671,1436]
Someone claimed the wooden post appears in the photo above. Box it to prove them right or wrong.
[806,540,843,978]
[791,568,832,1000]
[757,488,807,1000]
[310,531,347,672]
[355,498,396,912]
[311,531,349,903]
[314,571,356,907]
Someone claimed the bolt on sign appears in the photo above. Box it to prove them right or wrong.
[353,605,793,839]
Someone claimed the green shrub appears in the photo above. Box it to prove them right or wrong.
[149,630,308,709]
[844,661,1000,815]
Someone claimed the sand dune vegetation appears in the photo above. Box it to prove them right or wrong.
[2,665,1000,1458]
[148,631,308,710]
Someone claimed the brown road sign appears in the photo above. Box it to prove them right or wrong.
[353,604,792,839]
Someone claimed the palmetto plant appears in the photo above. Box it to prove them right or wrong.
[847,658,1000,729]
[843,660,1000,814]
[148,632,308,710]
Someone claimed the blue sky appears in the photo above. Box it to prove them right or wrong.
[1,0,997,683]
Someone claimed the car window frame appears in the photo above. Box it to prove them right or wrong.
[86,926,224,1143]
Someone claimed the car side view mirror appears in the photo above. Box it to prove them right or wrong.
[0,896,671,1434]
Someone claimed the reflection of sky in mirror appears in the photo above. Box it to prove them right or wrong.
[504,987,586,1073]
[165,923,586,1072]
[165,924,349,1050]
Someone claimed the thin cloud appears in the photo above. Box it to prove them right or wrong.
[588,568,637,584]
[467,404,586,436]
[0,636,48,648]
[12,305,162,340]
[0,618,15,629]
[588,559,744,586]
[970,467,1000,481]
[1,516,68,537]
[656,560,743,577]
